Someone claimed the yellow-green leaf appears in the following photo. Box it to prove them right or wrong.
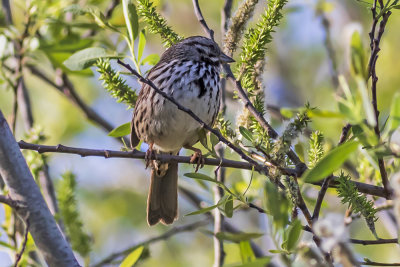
[108,122,131,137]
[303,141,359,183]
[119,246,143,267]
[122,0,139,45]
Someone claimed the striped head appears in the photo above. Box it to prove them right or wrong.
[159,36,234,66]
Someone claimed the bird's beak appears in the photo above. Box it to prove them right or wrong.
[219,53,235,63]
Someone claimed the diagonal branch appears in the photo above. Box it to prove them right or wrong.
[0,111,79,266]
[117,60,281,180]
[192,0,214,40]
[91,219,210,267]
[28,66,129,145]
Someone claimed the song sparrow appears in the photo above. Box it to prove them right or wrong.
[131,36,234,226]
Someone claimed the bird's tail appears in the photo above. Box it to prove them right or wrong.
[147,161,178,226]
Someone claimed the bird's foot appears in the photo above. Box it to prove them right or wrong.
[185,146,204,172]
[145,144,156,169]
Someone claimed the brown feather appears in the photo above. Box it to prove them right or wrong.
[147,162,178,226]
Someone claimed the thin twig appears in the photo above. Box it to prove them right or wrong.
[18,141,266,171]
[18,142,390,199]
[192,0,214,40]
[0,195,24,209]
[359,261,400,266]
[212,2,233,264]
[14,219,30,267]
[91,219,210,267]
[350,238,398,245]
[84,0,120,37]
[223,66,307,174]
[179,187,265,257]
[117,60,280,180]
[367,0,392,198]
[28,66,128,145]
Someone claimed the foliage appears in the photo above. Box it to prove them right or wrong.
[308,131,325,168]
[96,58,138,109]
[56,172,91,258]
[336,172,378,237]
[237,0,288,95]
[136,0,183,47]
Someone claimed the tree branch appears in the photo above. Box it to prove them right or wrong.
[18,141,390,199]
[14,219,29,267]
[0,111,79,266]
[350,238,398,245]
[359,261,400,266]
[192,0,214,40]
[91,219,210,267]
[367,0,392,198]
[117,60,282,181]
[212,1,233,265]
[28,66,129,144]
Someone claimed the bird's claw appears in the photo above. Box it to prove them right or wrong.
[145,146,156,169]
[190,150,204,172]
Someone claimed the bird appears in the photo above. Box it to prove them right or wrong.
[131,36,234,226]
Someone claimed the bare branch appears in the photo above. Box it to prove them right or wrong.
[91,219,210,267]
[18,141,390,199]
[28,66,128,145]
[0,111,79,266]
[14,219,30,267]
[18,140,272,173]
[350,238,398,245]
[359,260,400,266]
[223,66,307,173]
[367,1,392,198]
[192,0,214,40]
[117,60,282,180]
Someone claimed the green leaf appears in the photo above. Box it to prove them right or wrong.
[356,76,376,127]
[280,108,295,118]
[123,0,139,45]
[141,54,160,65]
[108,122,131,137]
[350,30,367,79]
[184,173,218,184]
[63,47,121,71]
[387,93,400,133]
[284,219,302,252]
[268,250,283,254]
[210,132,220,149]
[40,38,93,53]
[215,232,264,243]
[239,126,253,142]
[225,195,233,218]
[185,195,229,216]
[198,128,208,149]
[185,203,220,216]
[120,246,144,267]
[307,109,345,119]
[137,30,146,61]
[303,141,359,183]
[239,241,256,263]
[265,181,289,228]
